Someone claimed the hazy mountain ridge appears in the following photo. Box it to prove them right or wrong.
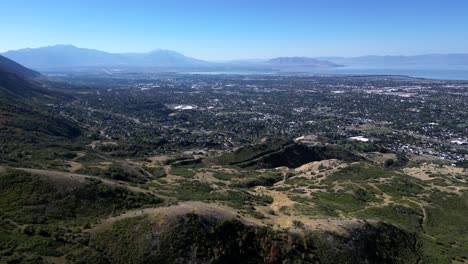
[121,49,209,66]
[2,45,208,69]
[2,45,340,70]
[4,45,468,72]
[319,54,468,65]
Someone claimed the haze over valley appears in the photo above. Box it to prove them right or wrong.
[3,45,468,80]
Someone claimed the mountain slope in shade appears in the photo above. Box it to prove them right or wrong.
[0,57,81,141]
[0,55,40,78]
[0,56,73,100]
[0,57,48,98]
[2,45,208,69]
[267,57,340,68]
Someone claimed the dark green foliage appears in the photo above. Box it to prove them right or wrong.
[0,170,162,224]
[340,139,382,153]
[77,164,148,183]
[422,192,468,261]
[228,143,363,169]
[170,166,197,178]
[384,158,394,167]
[89,214,424,264]
[292,189,379,215]
[213,138,290,165]
[455,160,468,168]
[378,177,424,198]
[89,217,153,264]
[325,163,394,183]
[313,222,422,264]
[0,99,80,138]
[353,205,423,232]
[231,172,283,188]
[0,169,162,262]
[144,166,166,178]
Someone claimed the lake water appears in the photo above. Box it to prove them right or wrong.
[189,65,468,80]
[292,65,468,80]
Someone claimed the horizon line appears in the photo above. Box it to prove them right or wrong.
[2,44,468,61]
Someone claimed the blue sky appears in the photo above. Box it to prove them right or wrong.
[1,0,468,60]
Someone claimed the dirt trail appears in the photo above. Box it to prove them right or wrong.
[88,201,250,233]
[403,163,466,182]
[264,190,296,212]
[194,171,226,183]
[0,166,6,174]
[368,183,392,206]
[419,203,427,233]
[405,198,429,234]
[89,198,364,236]
[252,188,363,233]
[17,168,121,187]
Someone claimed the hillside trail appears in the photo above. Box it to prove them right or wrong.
[87,201,251,233]
[16,167,122,187]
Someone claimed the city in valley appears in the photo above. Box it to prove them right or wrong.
[49,72,467,162]
[1,66,466,263]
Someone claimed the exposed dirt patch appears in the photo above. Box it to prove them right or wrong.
[293,159,348,182]
[88,201,251,234]
[87,140,118,149]
[194,171,226,183]
[90,161,113,170]
[362,152,398,165]
[264,190,296,212]
[148,155,170,165]
[403,163,466,181]
[251,189,363,234]
[66,161,83,172]
[210,166,240,174]
[162,174,185,183]
[425,185,468,195]
[44,256,67,264]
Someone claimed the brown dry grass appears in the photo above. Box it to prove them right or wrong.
[403,163,466,182]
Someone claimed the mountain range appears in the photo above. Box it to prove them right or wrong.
[1,45,339,70]
[2,45,468,70]
[2,45,208,69]
[319,54,468,66]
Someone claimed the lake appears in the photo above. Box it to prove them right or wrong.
[291,64,468,80]
[188,65,468,80]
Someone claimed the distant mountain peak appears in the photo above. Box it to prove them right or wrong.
[49,44,77,48]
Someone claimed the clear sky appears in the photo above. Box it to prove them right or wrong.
[1,0,468,60]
